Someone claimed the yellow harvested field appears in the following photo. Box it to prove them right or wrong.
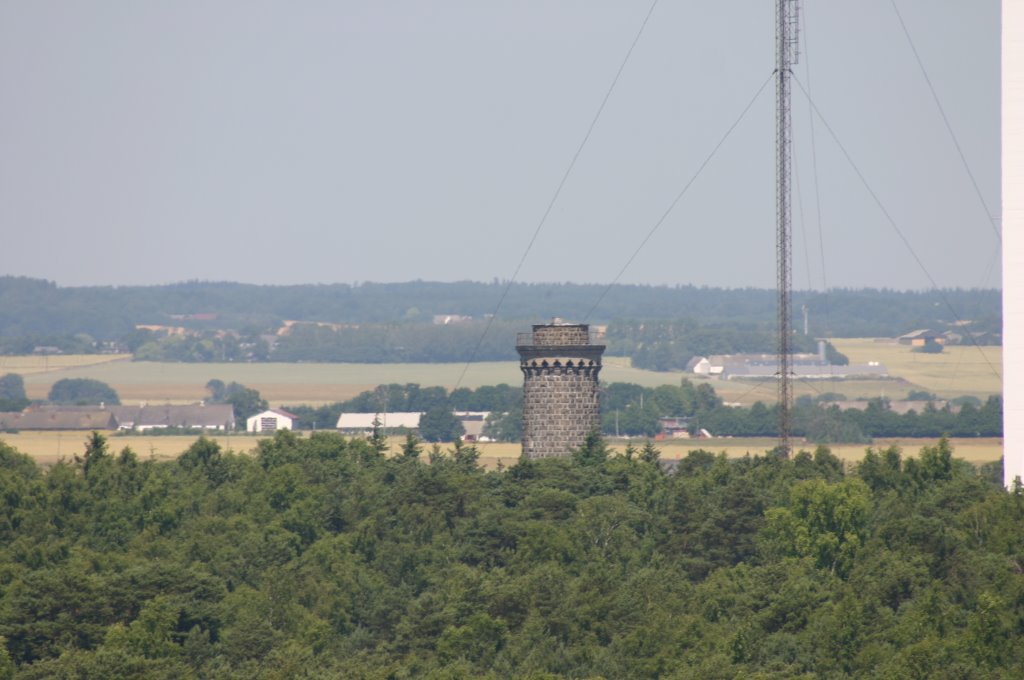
[3,431,999,471]
[829,339,1001,400]
[0,431,268,466]
[690,376,907,408]
[698,339,1002,406]
[1,339,1002,469]
[14,357,689,406]
[636,436,1002,464]
[0,354,130,375]
[2,340,1002,409]
[476,437,1001,469]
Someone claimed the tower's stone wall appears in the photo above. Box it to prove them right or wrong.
[517,323,604,459]
[531,324,590,346]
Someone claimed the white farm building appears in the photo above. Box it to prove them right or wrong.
[247,408,298,433]
[336,412,423,433]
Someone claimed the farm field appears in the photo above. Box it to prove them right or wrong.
[702,339,1002,405]
[2,430,1000,471]
[16,356,689,406]
[829,338,1002,400]
[0,353,129,375]
[699,376,915,407]
[470,436,1002,470]
[0,431,269,466]
[6,339,1002,408]
[642,436,1002,464]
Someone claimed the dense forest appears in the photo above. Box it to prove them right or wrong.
[119,320,849,370]
[605,321,853,371]
[0,432,1021,678]
[0,277,1000,358]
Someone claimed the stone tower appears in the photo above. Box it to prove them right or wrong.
[517,320,605,458]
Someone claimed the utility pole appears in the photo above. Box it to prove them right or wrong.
[776,0,800,456]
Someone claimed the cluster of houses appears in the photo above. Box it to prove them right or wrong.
[897,328,1000,346]
[0,404,493,441]
[0,403,307,435]
[242,410,493,439]
[0,403,238,433]
[655,416,712,440]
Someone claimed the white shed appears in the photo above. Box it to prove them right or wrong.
[688,356,712,375]
[247,408,297,433]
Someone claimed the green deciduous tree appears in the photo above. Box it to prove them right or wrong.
[762,478,871,576]
[0,373,28,412]
[48,378,120,405]
[419,405,464,443]
[203,379,267,423]
[483,404,522,442]
[205,379,226,402]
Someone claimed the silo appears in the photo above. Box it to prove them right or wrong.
[516,320,605,458]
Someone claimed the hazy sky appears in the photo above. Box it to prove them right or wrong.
[0,1,1000,290]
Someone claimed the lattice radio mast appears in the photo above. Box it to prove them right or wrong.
[776,0,800,455]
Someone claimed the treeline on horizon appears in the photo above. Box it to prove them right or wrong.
[127,321,847,370]
[0,431,1021,677]
[0,275,1001,341]
[3,373,1001,441]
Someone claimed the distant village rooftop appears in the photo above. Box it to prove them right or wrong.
[0,404,235,431]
